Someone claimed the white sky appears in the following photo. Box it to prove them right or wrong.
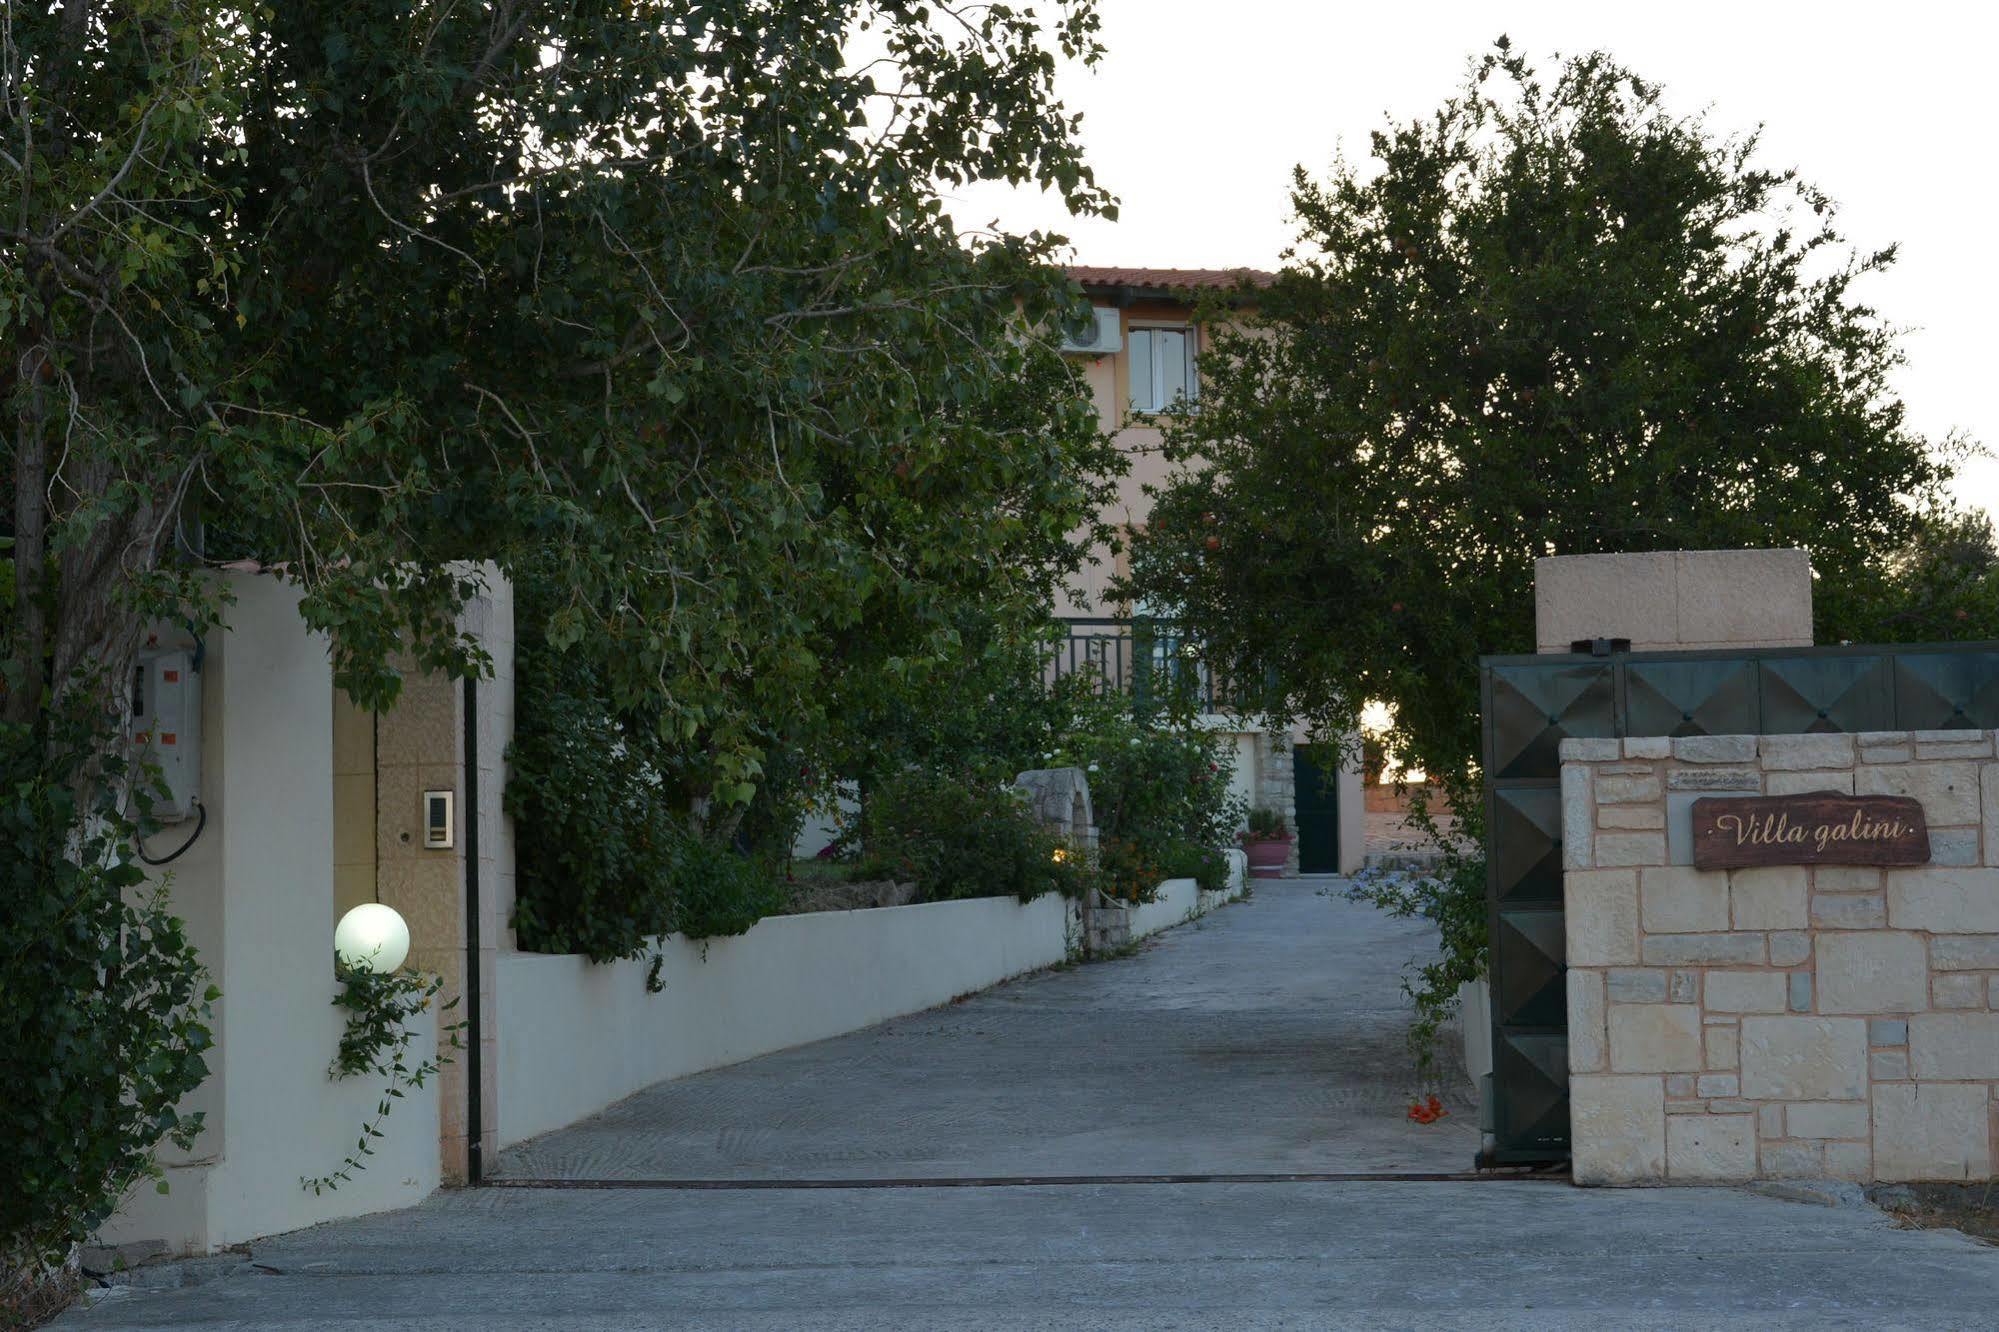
[949,1,1999,516]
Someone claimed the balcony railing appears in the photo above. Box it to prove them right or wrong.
[1048,617,1228,713]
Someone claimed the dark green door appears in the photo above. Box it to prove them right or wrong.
[1292,744,1340,873]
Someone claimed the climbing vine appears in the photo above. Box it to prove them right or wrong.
[302,959,462,1196]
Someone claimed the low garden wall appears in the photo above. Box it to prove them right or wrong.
[1562,731,1999,1185]
[497,854,1246,1149]
[1129,877,1216,938]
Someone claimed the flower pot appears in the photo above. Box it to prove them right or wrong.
[1241,834,1292,878]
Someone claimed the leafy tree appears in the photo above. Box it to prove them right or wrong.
[5,0,1114,1293]
[1125,41,1969,1056]
[1129,39,1957,788]
[8,0,1117,808]
[1817,505,1999,645]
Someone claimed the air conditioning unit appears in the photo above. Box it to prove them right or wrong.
[1059,305,1122,355]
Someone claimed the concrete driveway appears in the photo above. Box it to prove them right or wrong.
[61,1176,1999,1329]
[494,876,1480,1182]
[60,880,1999,1327]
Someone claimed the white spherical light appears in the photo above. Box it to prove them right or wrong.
[334,903,411,974]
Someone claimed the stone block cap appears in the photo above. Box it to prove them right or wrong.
[1535,549,1812,654]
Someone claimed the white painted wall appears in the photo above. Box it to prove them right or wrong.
[99,573,441,1255]
[497,892,1073,1148]
[1129,877,1202,938]
[1336,743,1367,876]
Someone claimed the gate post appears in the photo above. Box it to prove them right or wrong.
[374,567,515,1184]
[1480,549,1814,1166]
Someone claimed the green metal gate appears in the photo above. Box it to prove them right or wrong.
[1480,640,1999,1164]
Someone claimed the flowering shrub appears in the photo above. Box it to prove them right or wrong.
[860,767,1089,903]
[1343,788,1487,1069]
[1052,696,1243,894]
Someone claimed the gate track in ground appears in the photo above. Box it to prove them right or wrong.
[484,1167,1568,1190]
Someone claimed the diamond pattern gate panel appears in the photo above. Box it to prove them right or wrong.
[1479,641,1999,1165]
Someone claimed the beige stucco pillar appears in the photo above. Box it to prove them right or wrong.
[374,569,515,1183]
[103,572,442,1253]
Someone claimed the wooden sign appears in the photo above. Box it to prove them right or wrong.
[1690,793,1930,870]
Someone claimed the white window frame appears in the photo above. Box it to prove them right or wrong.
[1126,323,1199,415]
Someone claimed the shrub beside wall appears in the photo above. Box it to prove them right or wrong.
[1056,700,1244,900]
[507,641,1246,961]
[1,710,214,1321]
[858,768,1090,903]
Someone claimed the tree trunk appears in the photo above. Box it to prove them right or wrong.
[8,351,49,728]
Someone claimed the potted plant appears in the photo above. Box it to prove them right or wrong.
[1240,806,1293,879]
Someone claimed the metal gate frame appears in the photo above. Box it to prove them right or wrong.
[1480,639,1999,1164]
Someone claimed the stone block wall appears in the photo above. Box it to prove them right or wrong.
[1254,729,1299,876]
[1561,730,1999,1185]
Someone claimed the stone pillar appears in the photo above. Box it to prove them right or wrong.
[1534,549,1813,654]
[1563,730,1999,1185]
[374,570,514,1183]
[1256,730,1299,876]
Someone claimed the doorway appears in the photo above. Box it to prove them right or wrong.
[1291,743,1341,874]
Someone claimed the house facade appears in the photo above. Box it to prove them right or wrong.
[1056,267,1363,877]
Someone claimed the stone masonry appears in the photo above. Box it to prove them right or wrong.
[1255,730,1299,876]
[1563,729,1999,1185]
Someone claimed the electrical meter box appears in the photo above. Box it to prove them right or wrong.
[132,646,202,822]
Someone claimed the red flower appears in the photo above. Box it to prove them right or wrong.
[1406,1094,1449,1125]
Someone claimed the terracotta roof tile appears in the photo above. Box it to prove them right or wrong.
[1067,266,1276,291]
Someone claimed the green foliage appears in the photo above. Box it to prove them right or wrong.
[860,768,1089,904]
[826,619,1099,799]
[11,0,1122,733]
[504,643,684,960]
[1244,806,1291,839]
[504,643,788,959]
[0,705,214,1298]
[1125,41,1968,1042]
[304,960,461,1196]
[12,0,1117,1180]
[1816,507,1999,645]
[1050,697,1244,898]
[1128,41,1957,789]
[1342,793,1488,1068]
[6,0,1116,1299]
[669,840,790,943]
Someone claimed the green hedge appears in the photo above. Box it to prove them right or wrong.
[858,767,1090,904]
[508,633,1243,959]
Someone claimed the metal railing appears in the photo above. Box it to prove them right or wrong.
[1048,617,1227,712]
